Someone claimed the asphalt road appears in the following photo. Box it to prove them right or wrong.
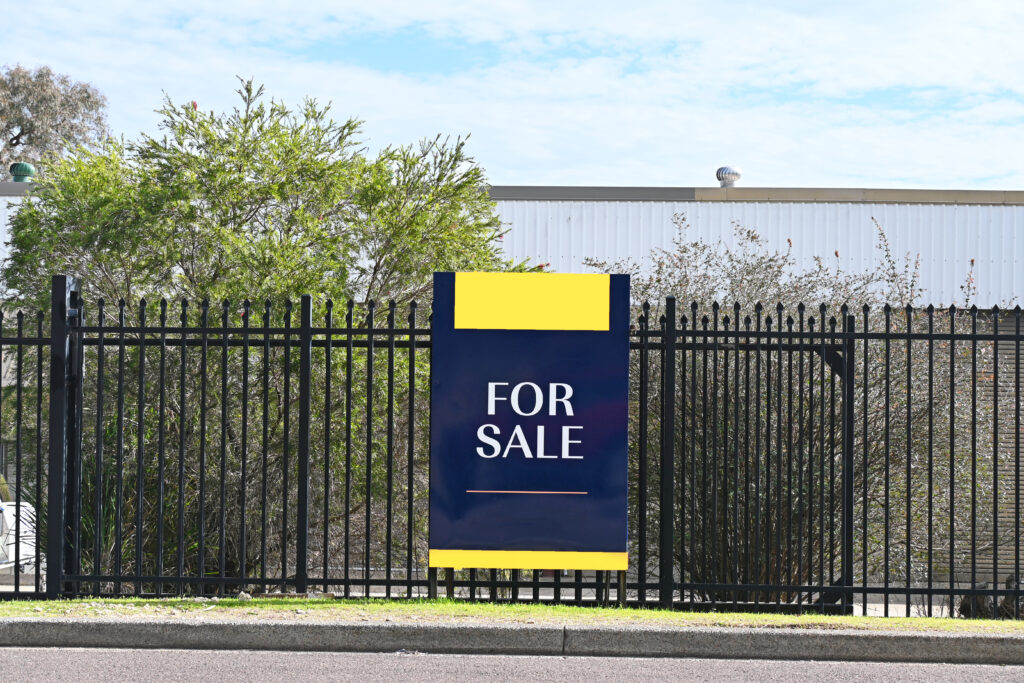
[1,648,1023,682]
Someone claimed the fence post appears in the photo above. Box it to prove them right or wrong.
[841,314,856,614]
[296,294,312,594]
[660,297,677,609]
[47,275,81,597]
[71,292,84,591]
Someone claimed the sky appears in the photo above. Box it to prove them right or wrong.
[4,1,1024,189]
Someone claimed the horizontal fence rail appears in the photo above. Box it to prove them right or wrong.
[0,276,1019,617]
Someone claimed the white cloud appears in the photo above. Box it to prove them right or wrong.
[3,1,1024,188]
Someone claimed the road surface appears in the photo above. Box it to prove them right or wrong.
[1,648,1022,681]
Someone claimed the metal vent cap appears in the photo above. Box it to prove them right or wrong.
[716,166,741,188]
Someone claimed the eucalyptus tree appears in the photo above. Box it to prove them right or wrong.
[0,64,108,171]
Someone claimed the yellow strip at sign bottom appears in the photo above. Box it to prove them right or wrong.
[429,549,628,571]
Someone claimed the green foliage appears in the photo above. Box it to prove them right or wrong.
[0,80,517,591]
[3,79,512,310]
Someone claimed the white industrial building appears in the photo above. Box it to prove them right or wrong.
[0,183,25,268]
[490,184,1024,308]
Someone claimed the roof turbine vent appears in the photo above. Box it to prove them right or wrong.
[716,166,741,188]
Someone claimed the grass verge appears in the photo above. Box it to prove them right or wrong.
[0,597,1022,633]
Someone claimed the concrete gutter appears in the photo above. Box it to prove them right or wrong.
[1,619,1023,664]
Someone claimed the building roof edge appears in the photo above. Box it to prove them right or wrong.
[489,185,1024,205]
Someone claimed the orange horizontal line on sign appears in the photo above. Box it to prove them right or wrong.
[429,549,628,571]
[466,489,588,495]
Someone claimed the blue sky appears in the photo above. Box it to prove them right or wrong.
[4,1,1024,188]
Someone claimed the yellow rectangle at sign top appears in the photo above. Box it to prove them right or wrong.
[454,272,610,331]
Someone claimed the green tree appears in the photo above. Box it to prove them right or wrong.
[0,64,108,171]
[0,80,514,593]
[3,79,508,308]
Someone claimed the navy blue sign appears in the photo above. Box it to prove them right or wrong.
[429,272,629,570]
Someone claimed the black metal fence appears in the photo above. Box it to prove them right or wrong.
[1,276,1021,618]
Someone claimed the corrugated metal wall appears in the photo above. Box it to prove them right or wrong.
[495,200,1024,307]
[0,196,19,266]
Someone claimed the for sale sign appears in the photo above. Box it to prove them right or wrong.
[429,272,630,571]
